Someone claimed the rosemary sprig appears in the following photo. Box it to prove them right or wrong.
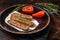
[13,4,24,11]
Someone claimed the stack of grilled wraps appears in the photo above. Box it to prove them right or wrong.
[8,12,34,31]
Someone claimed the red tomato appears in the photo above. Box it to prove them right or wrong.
[22,5,34,14]
[32,11,45,18]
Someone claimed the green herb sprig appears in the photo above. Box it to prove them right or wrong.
[35,3,60,18]
[13,4,24,11]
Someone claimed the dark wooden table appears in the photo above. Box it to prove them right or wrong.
[0,0,60,40]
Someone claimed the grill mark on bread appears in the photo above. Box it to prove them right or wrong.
[10,13,34,27]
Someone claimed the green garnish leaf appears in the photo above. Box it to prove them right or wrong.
[35,3,60,18]
[13,4,24,11]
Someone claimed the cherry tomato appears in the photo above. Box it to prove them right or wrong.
[32,11,45,18]
[22,5,34,14]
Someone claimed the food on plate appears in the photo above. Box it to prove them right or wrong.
[8,20,29,30]
[5,5,46,31]
[20,14,33,20]
[10,13,34,26]
[8,12,34,30]
[32,11,45,18]
[22,5,34,14]
[11,13,33,20]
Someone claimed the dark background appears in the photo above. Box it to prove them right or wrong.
[0,0,60,11]
[0,0,60,40]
